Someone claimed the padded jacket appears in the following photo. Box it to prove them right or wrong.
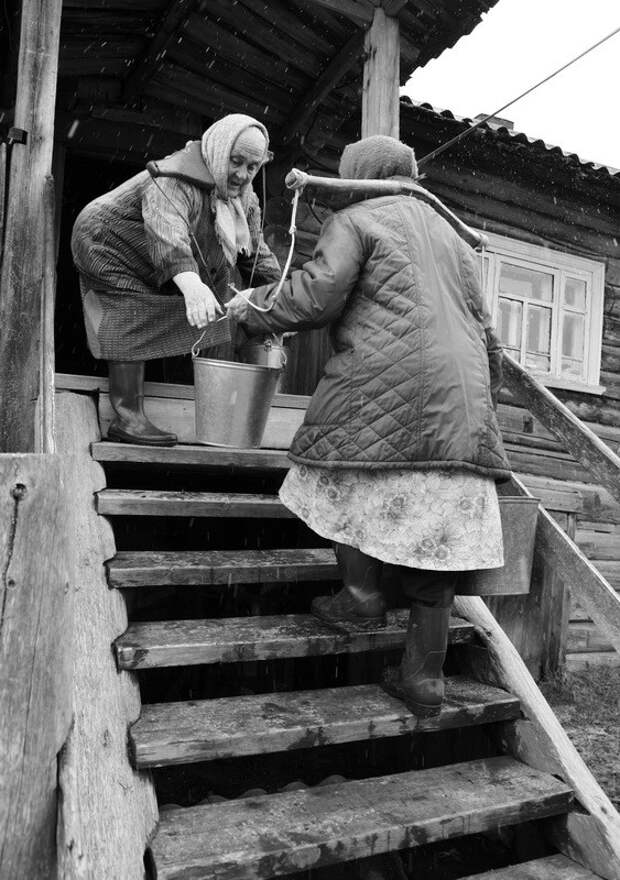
[243,190,511,480]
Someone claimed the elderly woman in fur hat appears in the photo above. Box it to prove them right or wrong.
[71,113,280,447]
[226,135,510,719]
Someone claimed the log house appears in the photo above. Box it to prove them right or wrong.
[1,1,620,878]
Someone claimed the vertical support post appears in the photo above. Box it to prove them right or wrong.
[0,0,62,452]
[362,6,401,138]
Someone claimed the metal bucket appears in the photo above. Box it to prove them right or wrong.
[459,496,539,596]
[193,357,281,448]
[241,335,287,370]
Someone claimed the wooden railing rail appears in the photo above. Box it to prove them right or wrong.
[503,354,620,505]
[507,474,620,657]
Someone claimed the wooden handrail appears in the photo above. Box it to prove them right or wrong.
[503,354,620,505]
[507,475,620,656]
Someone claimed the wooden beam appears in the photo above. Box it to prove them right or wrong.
[454,594,620,878]
[0,455,73,878]
[35,176,56,453]
[362,6,400,138]
[509,474,620,658]
[304,0,375,26]
[503,355,620,505]
[0,0,62,452]
[281,31,365,144]
[123,0,199,103]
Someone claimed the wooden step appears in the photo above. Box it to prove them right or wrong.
[131,677,520,768]
[107,548,337,588]
[149,756,573,880]
[460,853,601,878]
[115,612,475,669]
[91,441,291,471]
[97,489,293,518]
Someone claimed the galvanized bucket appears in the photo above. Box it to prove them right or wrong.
[193,357,281,448]
[459,495,539,596]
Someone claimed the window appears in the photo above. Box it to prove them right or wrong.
[479,232,605,393]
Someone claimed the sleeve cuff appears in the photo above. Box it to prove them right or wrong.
[157,259,200,286]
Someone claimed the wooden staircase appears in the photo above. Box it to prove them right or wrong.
[93,441,614,880]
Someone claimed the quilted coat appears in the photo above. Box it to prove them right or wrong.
[242,190,512,481]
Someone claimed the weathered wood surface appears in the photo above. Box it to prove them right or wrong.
[92,441,291,470]
[0,455,73,879]
[362,7,400,139]
[503,355,620,505]
[115,612,474,669]
[54,392,158,880]
[108,548,338,588]
[460,853,601,879]
[131,677,520,768]
[35,175,56,454]
[0,0,62,451]
[454,594,620,878]
[97,488,294,518]
[566,651,620,670]
[149,757,572,880]
[508,475,620,658]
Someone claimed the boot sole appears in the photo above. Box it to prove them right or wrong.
[381,667,442,719]
[107,427,177,447]
[311,606,387,635]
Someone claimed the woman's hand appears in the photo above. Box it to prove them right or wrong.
[173,271,223,328]
[225,290,253,322]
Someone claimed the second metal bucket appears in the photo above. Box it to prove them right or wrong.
[459,495,539,596]
[193,357,281,448]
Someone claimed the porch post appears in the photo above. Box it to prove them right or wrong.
[361,6,401,138]
[0,0,62,452]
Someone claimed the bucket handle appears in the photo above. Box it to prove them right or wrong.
[191,316,230,360]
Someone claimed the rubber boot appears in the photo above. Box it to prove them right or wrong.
[107,361,177,447]
[311,543,386,633]
[382,576,455,718]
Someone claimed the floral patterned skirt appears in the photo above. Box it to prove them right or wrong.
[280,464,504,571]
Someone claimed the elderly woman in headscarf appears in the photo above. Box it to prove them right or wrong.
[226,135,511,719]
[71,113,280,447]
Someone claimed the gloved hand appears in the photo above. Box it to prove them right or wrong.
[226,290,253,322]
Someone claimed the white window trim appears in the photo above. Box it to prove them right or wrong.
[479,231,606,395]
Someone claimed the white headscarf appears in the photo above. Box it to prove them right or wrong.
[200,114,269,265]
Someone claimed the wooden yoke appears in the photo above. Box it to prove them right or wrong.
[362,5,401,138]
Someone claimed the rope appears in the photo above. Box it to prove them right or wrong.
[418,24,620,169]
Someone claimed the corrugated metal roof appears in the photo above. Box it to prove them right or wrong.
[402,98,620,181]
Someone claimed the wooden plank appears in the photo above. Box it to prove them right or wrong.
[460,853,601,879]
[122,0,198,102]
[362,7,400,139]
[454,594,620,878]
[54,393,158,880]
[131,677,520,767]
[575,528,620,561]
[149,757,572,879]
[503,354,620,505]
[281,31,366,143]
[510,476,620,658]
[0,456,73,879]
[108,548,338,588]
[114,612,474,669]
[566,651,620,671]
[303,0,375,25]
[97,489,294,518]
[91,441,292,470]
[0,0,62,451]
[35,175,56,453]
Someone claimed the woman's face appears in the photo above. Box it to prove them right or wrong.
[227,149,262,198]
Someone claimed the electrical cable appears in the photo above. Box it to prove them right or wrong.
[418,23,620,169]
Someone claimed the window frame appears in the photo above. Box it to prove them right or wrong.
[479,231,606,395]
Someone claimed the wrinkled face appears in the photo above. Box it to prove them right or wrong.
[227,149,261,197]
[226,128,267,198]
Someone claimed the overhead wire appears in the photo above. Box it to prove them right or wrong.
[417,23,620,169]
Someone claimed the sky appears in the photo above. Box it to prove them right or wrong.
[402,0,620,169]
